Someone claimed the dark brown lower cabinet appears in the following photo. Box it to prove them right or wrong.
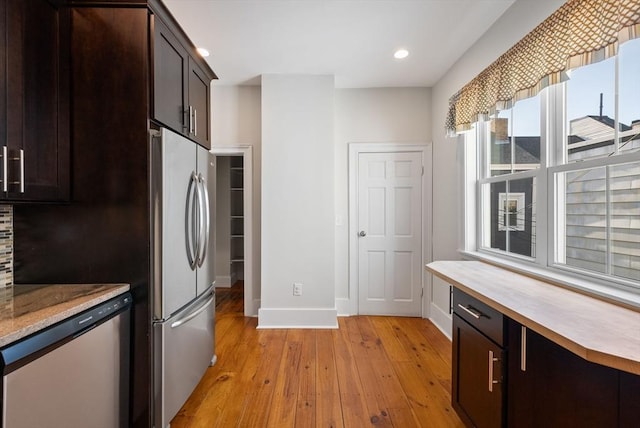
[451,287,640,428]
[507,319,619,427]
[619,371,640,425]
[453,313,505,428]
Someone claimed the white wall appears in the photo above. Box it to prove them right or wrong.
[211,85,262,306]
[334,88,432,314]
[429,0,565,337]
[259,74,337,328]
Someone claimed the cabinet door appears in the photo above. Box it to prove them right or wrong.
[619,371,640,426]
[187,58,211,149]
[453,314,504,428]
[507,320,618,427]
[5,0,69,201]
[153,16,188,136]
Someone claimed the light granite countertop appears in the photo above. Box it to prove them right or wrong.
[427,260,640,375]
[0,283,130,347]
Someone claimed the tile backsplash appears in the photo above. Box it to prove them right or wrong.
[0,205,12,289]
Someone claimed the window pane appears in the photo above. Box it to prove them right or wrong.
[488,178,536,257]
[566,57,616,162]
[512,95,541,173]
[610,161,640,281]
[489,110,511,177]
[558,166,607,274]
[489,182,507,250]
[618,38,640,155]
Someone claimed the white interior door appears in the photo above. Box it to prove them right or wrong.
[357,151,423,316]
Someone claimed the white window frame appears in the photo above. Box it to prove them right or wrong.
[464,77,640,300]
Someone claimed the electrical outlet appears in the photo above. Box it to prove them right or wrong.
[293,282,303,296]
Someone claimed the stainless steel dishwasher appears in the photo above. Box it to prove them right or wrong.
[0,292,131,428]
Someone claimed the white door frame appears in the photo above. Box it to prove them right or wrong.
[212,146,257,316]
[348,142,433,317]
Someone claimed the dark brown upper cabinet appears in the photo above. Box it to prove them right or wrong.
[2,0,70,202]
[153,15,213,149]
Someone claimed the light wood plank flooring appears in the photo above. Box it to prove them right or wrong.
[171,282,463,427]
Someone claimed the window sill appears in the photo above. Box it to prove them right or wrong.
[459,250,640,311]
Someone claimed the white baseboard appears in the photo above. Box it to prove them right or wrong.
[245,299,260,317]
[215,275,232,288]
[257,307,338,329]
[335,298,352,316]
[429,302,453,340]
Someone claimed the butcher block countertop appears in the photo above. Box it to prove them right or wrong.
[0,283,130,347]
[427,260,640,375]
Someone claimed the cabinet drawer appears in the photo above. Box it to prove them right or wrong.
[453,288,504,346]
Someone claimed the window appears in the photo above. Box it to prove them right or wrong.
[471,37,640,289]
[479,94,541,259]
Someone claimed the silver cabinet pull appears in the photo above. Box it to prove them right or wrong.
[521,325,527,372]
[1,146,6,192]
[18,149,24,193]
[488,350,499,392]
[194,108,197,137]
[189,105,194,135]
[457,303,483,319]
[359,230,366,237]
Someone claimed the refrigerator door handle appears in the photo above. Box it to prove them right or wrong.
[170,292,214,329]
[196,173,210,268]
[186,172,199,270]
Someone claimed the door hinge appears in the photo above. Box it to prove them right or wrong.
[421,287,424,298]
[421,166,424,176]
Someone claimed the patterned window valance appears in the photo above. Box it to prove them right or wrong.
[445,0,640,135]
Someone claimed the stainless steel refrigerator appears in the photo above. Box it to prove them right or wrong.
[150,127,216,428]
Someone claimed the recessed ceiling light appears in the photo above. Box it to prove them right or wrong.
[197,47,210,57]
[394,49,409,60]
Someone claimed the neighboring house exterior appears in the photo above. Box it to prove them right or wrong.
[565,115,640,281]
[489,115,640,281]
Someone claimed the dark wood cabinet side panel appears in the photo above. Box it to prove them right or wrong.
[15,6,151,427]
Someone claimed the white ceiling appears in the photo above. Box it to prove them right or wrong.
[163,0,515,88]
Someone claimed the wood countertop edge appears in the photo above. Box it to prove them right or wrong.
[426,263,640,376]
[0,284,131,348]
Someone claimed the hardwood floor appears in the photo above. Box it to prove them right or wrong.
[171,281,463,427]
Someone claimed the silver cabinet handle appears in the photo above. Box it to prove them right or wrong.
[1,146,7,192]
[194,108,197,137]
[171,293,214,328]
[185,172,198,269]
[189,105,194,135]
[457,303,483,319]
[18,149,24,193]
[488,350,499,392]
[521,325,527,372]
[359,230,366,237]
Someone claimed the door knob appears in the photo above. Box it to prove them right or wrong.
[359,231,367,237]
